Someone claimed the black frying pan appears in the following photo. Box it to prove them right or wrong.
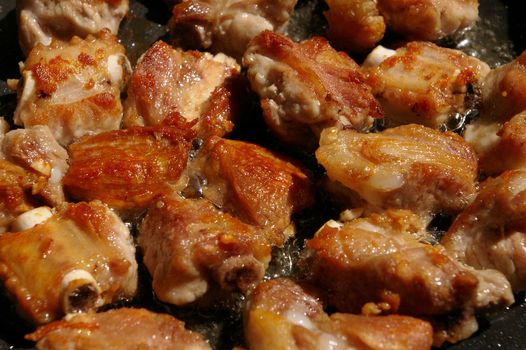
[0,0,525,349]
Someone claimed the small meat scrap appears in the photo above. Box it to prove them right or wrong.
[169,0,297,60]
[13,30,131,146]
[26,308,211,350]
[364,42,489,129]
[139,196,273,305]
[0,201,137,324]
[377,0,479,41]
[17,0,129,55]
[324,0,386,53]
[316,125,478,219]
[124,41,248,138]
[2,125,68,206]
[244,31,383,148]
[245,278,434,350]
[443,170,526,292]
[63,119,193,213]
[306,210,513,345]
[186,136,314,233]
[0,160,37,232]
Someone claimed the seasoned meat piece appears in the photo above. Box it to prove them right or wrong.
[26,308,211,350]
[245,278,433,350]
[124,41,248,138]
[473,112,526,175]
[443,170,526,292]
[0,160,37,233]
[13,30,131,146]
[324,0,386,53]
[464,52,526,156]
[316,125,478,219]
[306,210,513,345]
[364,42,489,129]
[17,0,129,55]
[377,0,478,41]
[169,0,297,61]
[186,136,314,232]
[63,118,193,213]
[0,201,137,324]
[139,196,274,305]
[244,31,383,148]
[0,118,9,157]
[3,126,68,206]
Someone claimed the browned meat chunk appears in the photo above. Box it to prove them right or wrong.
[185,136,314,232]
[63,118,193,213]
[139,196,273,305]
[13,30,131,146]
[244,31,383,148]
[2,125,68,206]
[306,210,513,345]
[324,0,386,53]
[245,278,434,350]
[316,125,478,219]
[0,201,137,324]
[123,41,248,138]
[169,0,297,60]
[17,0,129,55]
[26,308,211,350]
[377,0,478,41]
[364,42,489,129]
[443,170,526,292]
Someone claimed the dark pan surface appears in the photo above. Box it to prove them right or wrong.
[0,1,526,349]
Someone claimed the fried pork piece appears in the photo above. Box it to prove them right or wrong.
[0,160,37,233]
[464,52,526,156]
[245,278,433,350]
[443,170,526,292]
[63,119,193,213]
[0,201,137,324]
[17,0,129,55]
[2,126,68,206]
[377,0,478,41]
[26,308,211,350]
[123,41,248,138]
[306,210,513,345]
[364,42,489,129]
[139,196,274,305]
[169,0,297,61]
[324,0,386,53]
[316,125,478,219]
[244,31,383,148]
[13,30,131,146]
[187,136,314,232]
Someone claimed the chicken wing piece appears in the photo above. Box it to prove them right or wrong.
[138,196,274,305]
[63,118,193,214]
[464,52,526,156]
[26,308,211,350]
[364,42,489,129]
[13,30,131,146]
[324,0,386,53]
[0,160,37,233]
[443,170,526,292]
[169,0,297,61]
[2,126,68,206]
[17,0,129,55]
[306,210,513,345]
[245,278,433,350]
[316,125,478,219]
[377,0,478,41]
[123,41,248,138]
[184,136,314,233]
[244,31,383,148]
[0,201,137,324]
